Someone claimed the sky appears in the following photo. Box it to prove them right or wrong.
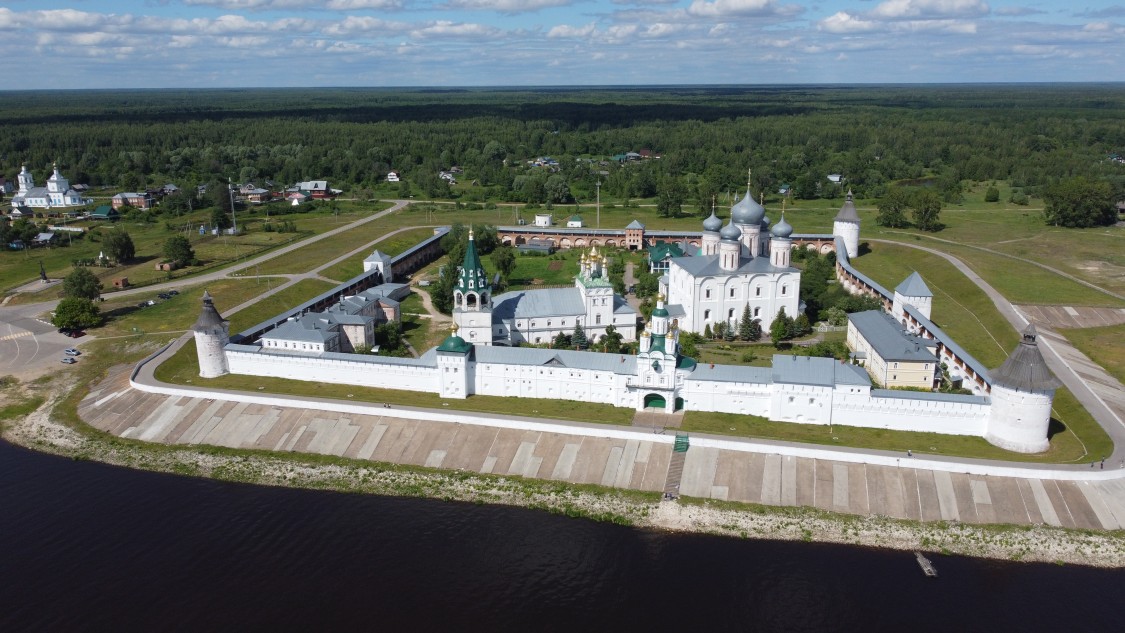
[3,1,1125,88]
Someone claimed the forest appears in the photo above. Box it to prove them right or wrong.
[2,84,1125,218]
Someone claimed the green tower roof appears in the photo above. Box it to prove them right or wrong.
[456,230,490,295]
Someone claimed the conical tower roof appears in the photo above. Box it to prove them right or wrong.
[895,271,932,298]
[455,229,489,295]
[834,190,860,222]
[192,290,226,331]
[990,324,1062,392]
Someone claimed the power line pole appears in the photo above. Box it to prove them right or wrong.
[596,180,601,229]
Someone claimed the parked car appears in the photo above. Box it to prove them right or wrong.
[158,293,171,300]
[60,357,76,364]
[64,348,81,356]
[69,330,86,338]
[168,290,179,296]
[137,302,149,308]
[57,328,71,335]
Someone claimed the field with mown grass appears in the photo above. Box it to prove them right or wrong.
[97,277,278,338]
[318,227,442,282]
[1060,323,1125,386]
[226,278,338,334]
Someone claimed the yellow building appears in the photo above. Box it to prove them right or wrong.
[846,310,938,389]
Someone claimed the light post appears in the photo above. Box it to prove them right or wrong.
[596,180,601,229]
[228,178,238,234]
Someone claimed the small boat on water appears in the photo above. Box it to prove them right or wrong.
[915,551,938,577]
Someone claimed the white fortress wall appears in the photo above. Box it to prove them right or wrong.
[831,390,990,435]
[226,346,440,393]
[471,362,623,406]
[681,379,772,417]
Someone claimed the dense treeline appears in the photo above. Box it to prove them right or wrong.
[3,85,1125,211]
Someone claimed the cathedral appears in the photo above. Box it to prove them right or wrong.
[10,164,88,209]
[663,181,801,334]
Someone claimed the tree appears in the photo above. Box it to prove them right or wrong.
[910,190,943,232]
[794,313,812,337]
[823,306,848,327]
[984,186,1000,202]
[164,235,195,267]
[1043,177,1116,228]
[601,324,623,353]
[103,228,135,263]
[490,245,516,282]
[211,206,233,231]
[702,323,713,340]
[656,176,684,218]
[552,332,571,348]
[748,318,763,342]
[875,188,910,228]
[738,304,753,341]
[62,267,103,300]
[52,297,102,330]
[770,307,793,347]
[572,323,588,350]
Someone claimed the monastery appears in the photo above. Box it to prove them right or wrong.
[192,192,1061,453]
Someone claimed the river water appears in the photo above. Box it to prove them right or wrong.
[1,440,1121,632]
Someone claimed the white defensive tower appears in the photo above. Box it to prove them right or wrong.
[193,290,230,378]
[833,190,861,259]
[985,324,1061,453]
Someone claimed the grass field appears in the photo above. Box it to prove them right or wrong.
[226,278,338,334]
[97,277,273,338]
[1,201,392,302]
[1060,323,1125,386]
[318,227,440,282]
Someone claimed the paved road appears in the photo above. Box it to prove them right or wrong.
[0,200,410,377]
[869,238,1125,464]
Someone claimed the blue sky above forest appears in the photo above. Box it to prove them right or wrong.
[3,1,1124,88]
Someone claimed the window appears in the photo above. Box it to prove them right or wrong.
[753,307,760,317]
[782,285,788,295]
[596,314,602,325]
[755,286,761,297]
[809,398,815,405]
[705,288,712,299]
[893,362,899,369]
[729,287,735,298]
[728,309,735,319]
[704,309,711,320]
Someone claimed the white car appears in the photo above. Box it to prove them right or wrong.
[61,357,77,364]
[64,348,81,356]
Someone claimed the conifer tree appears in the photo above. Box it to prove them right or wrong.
[738,304,753,341]
[572,323,588,350]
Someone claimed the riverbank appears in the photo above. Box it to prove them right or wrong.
[5,380,1125,569]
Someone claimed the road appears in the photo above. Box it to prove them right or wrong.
[0,200,410,377]
[870,238,1125,466]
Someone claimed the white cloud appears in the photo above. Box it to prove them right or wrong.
[182,0,402,10]
[870,0,989,20]
[687,0,800,18]
[443,0,573,12]
[993,6,1044,17]
[547,22,597,38]
[410,21,501,39]
[324,16,411,36]
[818,12,880,33]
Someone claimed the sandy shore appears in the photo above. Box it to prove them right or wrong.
[5,389,1125,568]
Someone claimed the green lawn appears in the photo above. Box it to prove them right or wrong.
[155,338,634,425]
[1060,323,1125,386]
[318,227,440,282]
[226,278,338,334]
[97,277,275,338]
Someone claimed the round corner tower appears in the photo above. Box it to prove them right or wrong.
[833,190,861,259]
[985,324,1061,453]
[192,290,230,378]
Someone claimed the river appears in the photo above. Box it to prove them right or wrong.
[1,440,1121,632]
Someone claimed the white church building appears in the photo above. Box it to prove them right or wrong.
[10,164,89,209]
[189,186,1063,454]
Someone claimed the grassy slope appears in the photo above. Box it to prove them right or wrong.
[1060,323,1125,386]
[318,227,440,282]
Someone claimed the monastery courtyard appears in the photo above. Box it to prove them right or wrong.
[81,365,1125,532]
